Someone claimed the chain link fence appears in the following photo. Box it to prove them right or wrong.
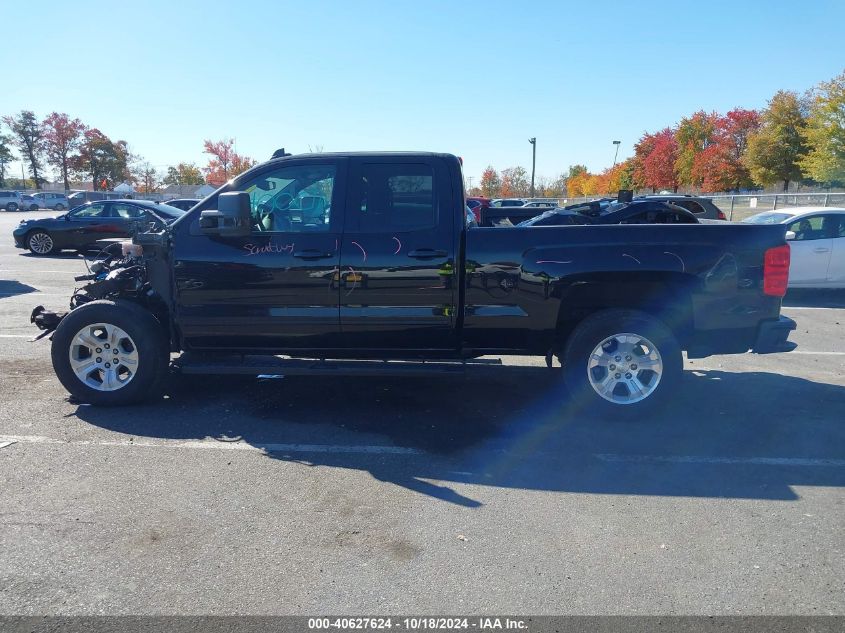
[709,193,845,221]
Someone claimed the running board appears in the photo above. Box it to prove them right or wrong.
[174,354,504,377]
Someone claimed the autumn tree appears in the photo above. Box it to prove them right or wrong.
[163,162,205,186]
[500,166,530,197]
[42,112,86,192]
[3,111,44,188]
[0,133,13,188]
[675,111,719,187]
[71,129,131,190]
[691,108,761,192]
[633,128,679,192]
[800,71,845,185]
[203,138,256,186]
[479,165,501,198]
[744,90,808,191]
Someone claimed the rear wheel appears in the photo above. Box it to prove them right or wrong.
[5,202,18,212]
[54,203,65,211]
[562,309,682,414]
[27,231,55,255]
[51,300,169,406]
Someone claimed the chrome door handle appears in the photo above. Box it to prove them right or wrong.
[813,248,830,253]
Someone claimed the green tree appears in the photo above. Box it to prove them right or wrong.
[744,90,808,191]
[567,164,588,179]
[2,110,44,188]
[799,70,845,185]
[0,133,14,188]
[163,162,205,186]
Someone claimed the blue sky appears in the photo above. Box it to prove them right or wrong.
[3,0,844,185]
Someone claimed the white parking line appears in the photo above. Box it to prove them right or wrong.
[0,335,33,338]
[595,453,845,467]
[784,306,845,310]
[0,434,423,455]
[1,435,841,466]
[789,351,845,356]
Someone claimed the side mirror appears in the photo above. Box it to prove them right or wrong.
[785,230,796,241]
[200,192,251,237]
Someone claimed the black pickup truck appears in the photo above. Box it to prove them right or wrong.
[32,151,796,412]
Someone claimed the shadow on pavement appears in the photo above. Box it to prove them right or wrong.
[0,279,39,297]
[72,367,845,507]
[783,288,845,309]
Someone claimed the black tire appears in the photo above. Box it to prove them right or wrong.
[5,202,18,212]
[28,204,38,211]
[27,231,56,255]
[562,309,682,415]
[54,203,65,211]
[51,300,169,406]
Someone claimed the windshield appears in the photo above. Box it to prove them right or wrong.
[742,212,794,224]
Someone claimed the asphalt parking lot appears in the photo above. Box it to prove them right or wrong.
[0,209,843,615]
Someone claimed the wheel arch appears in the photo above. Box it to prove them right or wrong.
[551,272,696,354]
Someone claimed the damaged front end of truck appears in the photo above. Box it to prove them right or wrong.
[30,226,174,344]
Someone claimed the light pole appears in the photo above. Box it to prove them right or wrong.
[529,137,536,198]
[612,140,621,167]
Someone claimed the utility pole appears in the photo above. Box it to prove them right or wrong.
[529,137,536,198]
[612,140,621,167]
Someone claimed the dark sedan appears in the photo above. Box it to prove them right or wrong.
[12,199,185,255]
[517,199,699,227]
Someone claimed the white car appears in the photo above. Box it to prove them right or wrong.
[744,207,845,288]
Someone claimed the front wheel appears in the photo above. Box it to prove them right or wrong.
[54,203,65,211]
[562,309,682,414]
[27,231,55,255]
[51,300,169,406]
[5,202,18,212]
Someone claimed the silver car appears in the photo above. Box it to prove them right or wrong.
[32,191,69,210]
[0,190,23,211]
[20,194,39,211]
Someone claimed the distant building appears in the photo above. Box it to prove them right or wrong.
[161,183,216,199]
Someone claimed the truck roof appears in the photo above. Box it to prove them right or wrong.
[266,151,459,163]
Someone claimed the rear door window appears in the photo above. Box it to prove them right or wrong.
[351,163,437,232]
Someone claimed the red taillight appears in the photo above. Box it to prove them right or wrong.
[763,244,790,297]
[717,210,727,220]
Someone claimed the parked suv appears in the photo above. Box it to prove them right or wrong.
[32,192,69,210]
[67,191,129,208]
[0,190,23,211]
[635,194,727,220]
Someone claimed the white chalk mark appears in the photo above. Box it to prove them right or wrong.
[622,253,641,265]
[536,260,572,265]
[594,453,845,467]
[664,251,685,272]
[392,236,402,255]
[0,441,16,450]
